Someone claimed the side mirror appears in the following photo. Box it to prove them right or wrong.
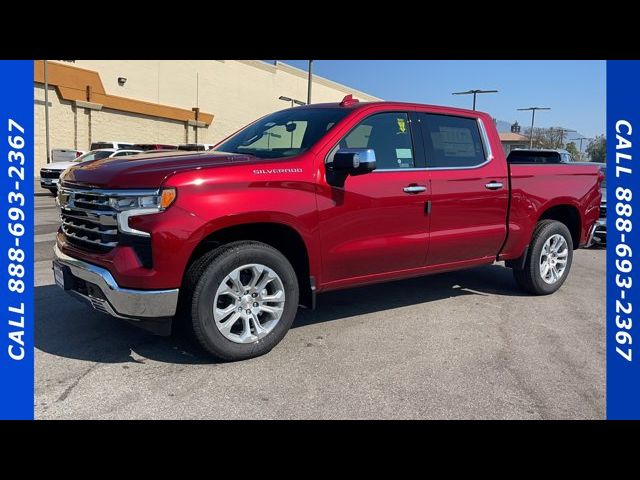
[329,148,377,176]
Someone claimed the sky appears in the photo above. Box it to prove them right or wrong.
[282,60,605,139]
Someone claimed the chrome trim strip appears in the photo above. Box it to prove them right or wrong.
[62,219,118,236]
[61,226,118,247]
[59,187,160,197]
[54,244,179,318]
[369,117,495,173]
[373,168,429,173]
[60,209,117,227]
[477,117,494,164]
[117,208,159,237]
[585,222,599,248]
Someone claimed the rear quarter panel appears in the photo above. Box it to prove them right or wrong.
[501,164,602,259]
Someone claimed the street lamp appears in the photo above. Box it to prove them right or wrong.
[517,107,551,148]
[452,89,498,110]
[278,95,306,108]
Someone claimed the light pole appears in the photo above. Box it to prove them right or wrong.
[452,89,498,110]
[307,60,313,105]
[278,96,306,108]
[518,107,551,148]
[43,60,51,164]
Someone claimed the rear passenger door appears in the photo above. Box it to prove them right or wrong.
[418,112,508,266]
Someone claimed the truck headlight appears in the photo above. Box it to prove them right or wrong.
[109,188,177,236]
[109,188,176,212]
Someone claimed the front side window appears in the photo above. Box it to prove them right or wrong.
[216,107,349,159]
[420,114,486,168]
[337,112,415,170]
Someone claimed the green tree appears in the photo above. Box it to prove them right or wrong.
[565,141,580,160]
[586,135,606,163]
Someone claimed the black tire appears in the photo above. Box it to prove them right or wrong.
[184,241,299,361]
[513,220,574,295]
[48,188,57,197]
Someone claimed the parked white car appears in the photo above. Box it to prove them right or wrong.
[40,148,142,194]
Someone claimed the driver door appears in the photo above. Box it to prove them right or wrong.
[316,111,431,286]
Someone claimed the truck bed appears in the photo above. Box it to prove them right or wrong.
[500,163,603,260]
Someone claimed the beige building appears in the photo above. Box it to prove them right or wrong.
[499,131,530,155]
[34,60,380,174]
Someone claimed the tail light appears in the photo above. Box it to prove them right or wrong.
[75,151,82,158]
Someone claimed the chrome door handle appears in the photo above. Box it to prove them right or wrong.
[403,185,427,194]
[485,182,503,190]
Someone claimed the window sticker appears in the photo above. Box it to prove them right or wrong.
[395,148,413,159]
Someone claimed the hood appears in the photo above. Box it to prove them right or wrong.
[61,151,256,189]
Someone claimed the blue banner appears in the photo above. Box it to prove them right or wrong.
[0,60,34,420]
[607,60,640,419]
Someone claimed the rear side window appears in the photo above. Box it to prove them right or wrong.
[419,114,486,168]
[339,112,415,170]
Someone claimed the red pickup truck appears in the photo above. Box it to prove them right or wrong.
[53,96,603,361]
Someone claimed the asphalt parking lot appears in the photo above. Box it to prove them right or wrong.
[34,188,605,419]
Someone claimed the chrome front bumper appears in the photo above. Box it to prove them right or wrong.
[53,244,179,320]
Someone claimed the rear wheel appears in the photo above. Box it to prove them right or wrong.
[513,220,573,295]
[184,241,299,361]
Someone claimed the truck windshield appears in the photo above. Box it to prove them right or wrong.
[215,107,349,159]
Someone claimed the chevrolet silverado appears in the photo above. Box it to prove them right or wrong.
[52,96,604,361]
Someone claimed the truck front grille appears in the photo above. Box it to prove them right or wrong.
[58,187,119,252]
[41,169,62,179]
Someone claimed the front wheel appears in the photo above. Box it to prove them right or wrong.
[513,220,574,295]
[185,241,299,361]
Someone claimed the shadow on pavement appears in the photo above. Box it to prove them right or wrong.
[36,263,525,365]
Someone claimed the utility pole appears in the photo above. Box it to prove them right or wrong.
[307,60,313,105]
[518,107,551,148]
[452,89,498,110]
[43,60,51,164]
[555,127,576,147]
[575,137,591,152]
